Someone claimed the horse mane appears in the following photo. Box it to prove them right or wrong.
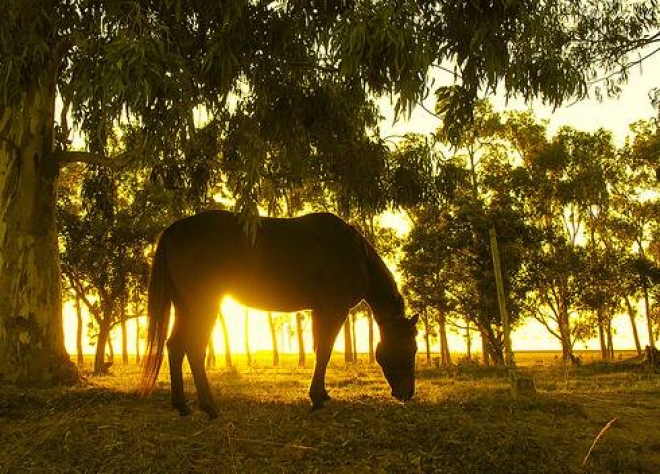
[354,228,404,324]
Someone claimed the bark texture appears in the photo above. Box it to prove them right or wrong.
[0,87,76,386]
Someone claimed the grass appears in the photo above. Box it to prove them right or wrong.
[1,354,659,473]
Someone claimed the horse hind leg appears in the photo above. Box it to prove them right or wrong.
[167,320,190,416]
[186,300,220,420]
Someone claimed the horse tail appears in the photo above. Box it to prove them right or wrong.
[140,238,173,396]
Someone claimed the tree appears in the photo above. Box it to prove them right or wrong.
[401,207,455,366]
[617,120,660,352]
[217,312,233,369]
[59,166,155,374]
[295,312,307,367]
[244,308,252,367]
[2,0,658,386]
[267,312,280,367]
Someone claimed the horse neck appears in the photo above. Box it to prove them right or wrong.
[364,244,402,326]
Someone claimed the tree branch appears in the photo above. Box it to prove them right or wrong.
[56,148,143,168]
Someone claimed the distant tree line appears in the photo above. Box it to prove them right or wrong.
[57,98,659,371]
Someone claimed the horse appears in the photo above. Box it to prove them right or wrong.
[140,210,418,419]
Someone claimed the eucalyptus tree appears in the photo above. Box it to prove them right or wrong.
[400,207,455,366]
[393,109,535,366]
[552,128,624,359]
[2,0,658,386]
[613,119,660,351]
[58,166,157,374]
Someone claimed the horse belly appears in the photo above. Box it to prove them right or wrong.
[225,271,316,313]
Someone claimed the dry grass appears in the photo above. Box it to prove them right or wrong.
[1,354,659,473]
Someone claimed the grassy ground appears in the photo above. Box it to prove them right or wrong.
[1,354,659,473]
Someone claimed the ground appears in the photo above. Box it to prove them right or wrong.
[1,353,659,473]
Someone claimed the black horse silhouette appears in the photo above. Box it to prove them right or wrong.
[140,210,418,418]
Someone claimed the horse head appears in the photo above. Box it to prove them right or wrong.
[376,314,418,402]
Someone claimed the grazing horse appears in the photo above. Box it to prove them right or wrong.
[140,210,418,419]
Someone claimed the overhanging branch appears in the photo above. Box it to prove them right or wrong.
[56,148,143,168]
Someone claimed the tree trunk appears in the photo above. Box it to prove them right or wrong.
[0,86,77,386]
[135,317,141,365]
[624,295,642,354]
[465,320,472,362]
[606,319,615,360]
[642,281,655,351]
[244,309,252,366]
[120,311,129,365]
[268,312,279,366]
[368,308,375,364]
[439,313,452,366]
[351,312,358,362]
[423,314,432,365]
[75,297,84,367]
[94,319,111,374]
[343,318,354,363]
[481,330,490,366]
[296,312,306,367]
[107,334,114,363]
[218,314,232,368]
[597,309,608,360]
[206,338,216,368]
[557,307,576,364]
[486,332,505,366]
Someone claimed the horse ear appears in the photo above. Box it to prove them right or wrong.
[410,314,419,326]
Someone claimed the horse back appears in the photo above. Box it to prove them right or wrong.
[158,210,370,312]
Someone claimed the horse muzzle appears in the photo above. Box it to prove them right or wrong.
[392,383,415,402]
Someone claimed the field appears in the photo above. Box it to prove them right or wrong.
[1,353,659,473]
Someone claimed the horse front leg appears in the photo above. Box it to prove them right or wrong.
[309,311,344,410]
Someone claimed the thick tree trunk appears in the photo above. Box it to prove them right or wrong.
[296,312,305,367]
[94,319,111,374]
[268,312,279,366]
[75,297,84,366]
[0,87,77,386]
